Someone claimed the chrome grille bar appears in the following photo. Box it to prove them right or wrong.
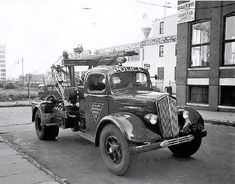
[156,96,180,138]
[160,135,194,148]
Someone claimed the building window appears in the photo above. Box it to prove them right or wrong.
[142,49,145,61]
[157,67,164,80]
[174,67,176,81]
[189,85,209,104]
[224,13,235,65]
[159,45,164,57]
[175,44,177,56]
[220,86,235,106]
[159,21,164,34]
[191,21,210,67]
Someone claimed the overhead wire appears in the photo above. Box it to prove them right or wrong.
[136,0,235,10]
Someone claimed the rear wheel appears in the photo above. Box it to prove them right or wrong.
[35,110,59,140]
[99,124,136,176]
[168,136,202,157]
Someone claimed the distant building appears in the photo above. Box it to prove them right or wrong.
[177,1,235,111]
[143,14,177,93]
[94,14,177,93]
[0,45,6,84]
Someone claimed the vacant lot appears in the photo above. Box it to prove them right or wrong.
[0,88,38,101]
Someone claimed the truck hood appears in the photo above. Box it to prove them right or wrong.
[112,90,167,115]
[113,90,166,101]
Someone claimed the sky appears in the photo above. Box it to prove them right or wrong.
[0,0,177,79]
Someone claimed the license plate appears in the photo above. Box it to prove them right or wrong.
[192,123,204,131]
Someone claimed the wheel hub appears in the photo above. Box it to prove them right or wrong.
[105,136,122,164]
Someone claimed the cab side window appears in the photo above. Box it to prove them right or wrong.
[87,74,106,92]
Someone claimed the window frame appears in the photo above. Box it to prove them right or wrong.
[159,45,164,57]
[86,73,107,94]
[157,67,164,80]
[190,20,211,68]
[159,21,164,34]
[110,71,151,92]
[188,85,209,104]
[223,12,235,66]
[220,85,235,106]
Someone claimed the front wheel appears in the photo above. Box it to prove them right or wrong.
[35,110,59,140]
[168,136,202,157]
[99,124,136,176]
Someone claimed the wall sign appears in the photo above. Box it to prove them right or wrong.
[177,0,195,24]
[141,35,177,47]
[144,64,150,70]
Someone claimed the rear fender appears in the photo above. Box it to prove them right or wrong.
[32,102,51,125]
[94,112,161,147]
[32,104,42,122]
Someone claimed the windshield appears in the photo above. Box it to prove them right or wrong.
[110,71,151,91]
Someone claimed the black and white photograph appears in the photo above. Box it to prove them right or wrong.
[0,0,234,183]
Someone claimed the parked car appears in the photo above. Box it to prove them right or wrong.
[38,84,61,100]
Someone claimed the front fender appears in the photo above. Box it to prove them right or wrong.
[95,112,161,146]
[178,106,205,133]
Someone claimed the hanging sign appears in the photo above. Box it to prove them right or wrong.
[177,0,195,24]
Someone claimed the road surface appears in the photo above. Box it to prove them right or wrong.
[0,107,234,184]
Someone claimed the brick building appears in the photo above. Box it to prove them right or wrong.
[176,1,235,111]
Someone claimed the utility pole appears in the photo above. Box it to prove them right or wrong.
[22,58,24,85]
[26,74,31,101]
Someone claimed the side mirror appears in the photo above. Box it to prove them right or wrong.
[154,75,159,80]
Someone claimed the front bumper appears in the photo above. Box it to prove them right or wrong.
[132,129,207,153]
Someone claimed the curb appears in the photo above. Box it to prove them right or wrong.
[0,104,31,108]
[0,135,69,184]
[205,119,235,127]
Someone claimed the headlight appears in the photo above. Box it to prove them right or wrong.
[144,113,158,125]
[183,110,189,119]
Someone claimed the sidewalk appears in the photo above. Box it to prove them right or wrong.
[0,100,32,107]
[0,136,65,184]
[198,110,235,127]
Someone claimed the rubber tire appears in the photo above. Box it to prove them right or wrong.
[168,136,202,157]
[45,95,56,101]
[35,110,59,140]
[99,124,136,176]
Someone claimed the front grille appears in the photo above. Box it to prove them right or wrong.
[156,96,179,138]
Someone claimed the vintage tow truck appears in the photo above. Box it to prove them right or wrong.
[32,51,207,175]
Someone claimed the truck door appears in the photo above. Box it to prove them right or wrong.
[84,73,109,136]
